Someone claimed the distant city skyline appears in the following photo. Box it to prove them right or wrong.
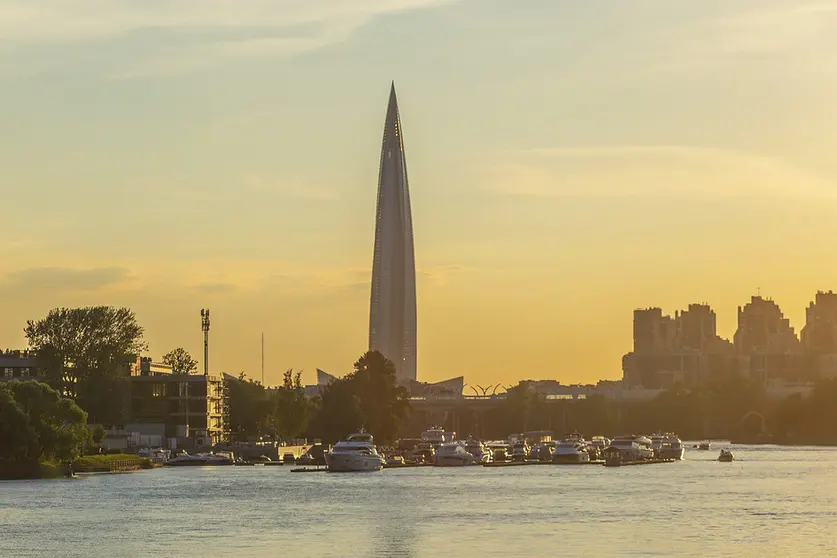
[368,83,418,383]
[2,1,837,386]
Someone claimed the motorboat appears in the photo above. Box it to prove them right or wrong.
[420,426,456,448]
[434,443,479,466]
[166,451,235,466]
[606,436,654,462]
[718,449,735,462]
[553,440,591,463]
[586,436,610,460]
[510,440,530,462]
[463,438,492,464]
[385,455,405,466]
[698,441,711,451]
[530,441,556,462]
[325,431,384,472]
[651,433,685,460]
[408,441,435,464]
[486,441,510,462]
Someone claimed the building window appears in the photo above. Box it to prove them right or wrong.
[3,368,12,378]
[152,384,166,398]
[20,368,30,377]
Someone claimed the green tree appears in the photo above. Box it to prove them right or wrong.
[25,306,146,424]
[268,369,312,441]
[0,380,89,463]
[226,374,271,441]
[0,386,40,461]
[310,351,410,444]
[162,347,199,375]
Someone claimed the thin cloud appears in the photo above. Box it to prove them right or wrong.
[481,145,837,199]
[0,0,457,77]
[244,174,339,201]
[1,266,131,291]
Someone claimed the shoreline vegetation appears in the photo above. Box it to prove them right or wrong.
[1,454,154,480]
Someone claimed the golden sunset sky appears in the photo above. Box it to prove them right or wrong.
[2,0,837,386]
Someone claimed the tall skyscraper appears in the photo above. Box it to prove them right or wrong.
[368,82,417,384]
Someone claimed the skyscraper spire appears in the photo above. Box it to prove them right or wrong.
[368,83,417,384]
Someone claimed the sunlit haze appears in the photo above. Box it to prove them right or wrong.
[2,0,837,386]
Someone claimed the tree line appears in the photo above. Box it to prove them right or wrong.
[24,306,203,424]
[18,305,412,445]
[0,380,89,469]
[228,350,411,445]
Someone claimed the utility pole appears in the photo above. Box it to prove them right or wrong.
[201,309,211,376]
[261,332,265,386]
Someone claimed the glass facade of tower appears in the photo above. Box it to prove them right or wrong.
[368,83,417,384]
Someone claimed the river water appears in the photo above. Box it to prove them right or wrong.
[2,445,836,557]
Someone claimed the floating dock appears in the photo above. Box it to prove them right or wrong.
[604,458,677,467]
[383,462,433,469]
[484,460,606,467]
[290,466,328,473]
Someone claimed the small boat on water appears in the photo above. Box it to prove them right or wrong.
[463,438,493,464]
[385,455,405,466]
[325,431,384,472]
[697,441,711,451]
[434,443,480,466]
[718,449,735,462]
[651,433,685,460]
[553,439,591,463]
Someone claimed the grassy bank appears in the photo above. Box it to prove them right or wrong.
[73,454,152,473]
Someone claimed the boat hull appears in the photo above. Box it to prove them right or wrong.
[325,452,383,472]
[659,447,685,460]
[434,456,477,467]
[553,453,590,464]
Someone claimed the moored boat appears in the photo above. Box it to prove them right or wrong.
[434,442,479,466]
[553,439,591,463]
[718,449,735,462]
[325,431,384,472]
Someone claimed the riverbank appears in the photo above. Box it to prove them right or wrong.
[1,454,156,480]
[73,454,154,473]
[0,460,67,480]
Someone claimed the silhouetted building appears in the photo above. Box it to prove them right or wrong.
[0,349,37,380]
[734,295,800,354]
[734,296,809,383]
[624,304,741,388]
[802,291,837,354]
[368,82,418,384]
[801,291,837,379]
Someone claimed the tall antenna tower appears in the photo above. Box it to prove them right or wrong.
[200,309,210,376]
[261,332,265,386]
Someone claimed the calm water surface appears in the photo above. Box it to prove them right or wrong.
[2,445,836,557]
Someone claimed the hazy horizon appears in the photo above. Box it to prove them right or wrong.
[2,0,837,386]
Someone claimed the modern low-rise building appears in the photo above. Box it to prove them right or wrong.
[129,357,226,448]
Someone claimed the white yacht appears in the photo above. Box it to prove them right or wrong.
[434,442,479,466]
[553,440,591,463]
[463,439,492,464]
[325,432,384,472]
